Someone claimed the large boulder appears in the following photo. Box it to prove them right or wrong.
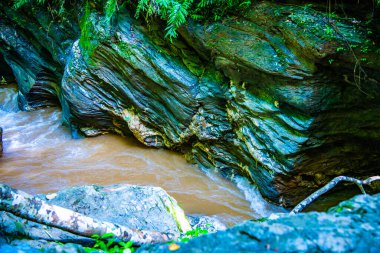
[138,193,380,253]
[0,184,191,244]
[0,1,379,206]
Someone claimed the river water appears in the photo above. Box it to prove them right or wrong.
[0,85,280,225]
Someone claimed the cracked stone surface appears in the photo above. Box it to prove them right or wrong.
[137,194,380,253]
[0,184,191,244]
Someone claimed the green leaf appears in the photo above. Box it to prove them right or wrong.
[83,247,94,253]
[99,241,107,250]
[125,241,133,248]
[101,232,116,239]
[105,0,118,23]
[106,238,116,248]
[179,237,190,243]
[91,234,100,239]
[13,0,29,9]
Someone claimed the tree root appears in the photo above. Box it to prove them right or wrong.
[290,175,380,214]
[0,183,174,246]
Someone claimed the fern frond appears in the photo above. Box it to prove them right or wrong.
[79,0,92,53]
[165,0,193,39]
[13,0,29,9]
[13,0,252,44]
[105,0,118,22]
[135,0,150,18]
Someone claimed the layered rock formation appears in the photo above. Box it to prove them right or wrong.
[0,1,379,206]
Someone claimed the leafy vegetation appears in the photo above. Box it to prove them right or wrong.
[79,228,208,252]
[0,76,7,85]
[79,0,93,56]
[164,228,209,251]
[13,0,251,40]
[83,233,135,253]
[177,227,208,243]
[134,0,251,39]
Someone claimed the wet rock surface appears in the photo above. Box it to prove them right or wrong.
[1,186,379,253]
[187,215,227,233]
[179,3,380,205]
[0,1,379,206]
[138,193,380,253]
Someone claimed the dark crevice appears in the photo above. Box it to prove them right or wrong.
[0,53,16,84]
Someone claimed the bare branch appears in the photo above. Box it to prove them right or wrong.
[0,184,174,246]
[290,176,380,214]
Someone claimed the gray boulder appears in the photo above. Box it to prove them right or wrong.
[0,184,191,243]
[138,194,380,253]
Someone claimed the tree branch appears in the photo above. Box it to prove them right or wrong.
[0,183,175,246]
[290,175,380,214]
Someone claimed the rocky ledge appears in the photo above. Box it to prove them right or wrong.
[0,184,225,252]
[139,193,380,253]
[1,184,379,253]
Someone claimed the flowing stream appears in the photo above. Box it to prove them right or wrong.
[0,85,280,225]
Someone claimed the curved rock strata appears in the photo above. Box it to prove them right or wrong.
[0,1,379,206]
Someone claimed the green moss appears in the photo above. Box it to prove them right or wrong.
[161,197,191,234]
[116,41,133,59]
[105,0,117,23]
[79,0,97,59]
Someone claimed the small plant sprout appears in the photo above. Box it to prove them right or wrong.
[84,233,135,253]
[178,227,208,243]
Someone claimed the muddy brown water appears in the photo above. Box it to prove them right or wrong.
[0,86,281,225]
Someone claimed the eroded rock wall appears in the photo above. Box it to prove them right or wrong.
[0,1,379,206]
